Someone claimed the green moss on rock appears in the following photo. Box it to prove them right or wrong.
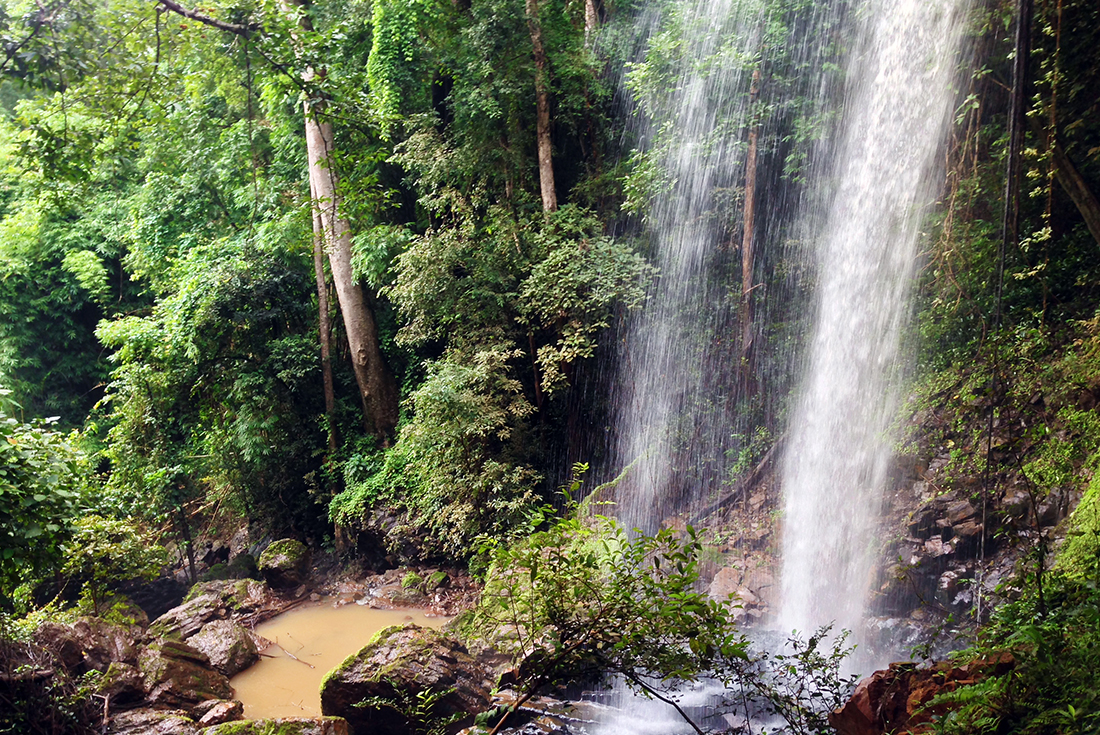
[258,539,311,589]
[201,717,348,735]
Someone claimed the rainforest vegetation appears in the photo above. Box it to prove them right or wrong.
[0,0,1099,731]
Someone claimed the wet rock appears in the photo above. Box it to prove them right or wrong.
[106,708,199,735]
[1002,490,1031,520]
[187,619,260,676]
[830,654,1015,735]
[202,544,230,568]
[202,718,349,735]
[34,621,85,670]
[98,662,146,703]
[138,638,232,709]
[194,699,244,726]
[226,553,259,580]
[906,506,939,539]
[320,623,492,735]
[120,575,189,622]
[259,539,312,589]
[945,500,978,525]
[951,521,984,557]
[923,536,953,558]
[149,580,270,640]
[34,617,141,674]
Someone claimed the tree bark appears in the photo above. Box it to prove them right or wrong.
[304,107,399,439]
[310,188,338,451]
[526,0,557,213]
[288,0,399,441]
[584,0,598,49]
[1051,140,1100,249]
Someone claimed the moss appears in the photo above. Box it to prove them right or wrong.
[320,624,434,690]
[402,571,424,590]
[426,570,448,590]
[1056,456,1100,579]
[259,539,309,571]
[204,717,346,734]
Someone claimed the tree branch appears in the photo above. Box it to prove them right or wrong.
[155,0,258,37]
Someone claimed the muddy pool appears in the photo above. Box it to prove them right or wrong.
[231,600,447,719]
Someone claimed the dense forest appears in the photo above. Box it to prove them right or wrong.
[1,0,1099,732]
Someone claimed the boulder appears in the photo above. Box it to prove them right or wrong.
[951,520,984,557]
[201,718,350,735]
[320,624,492,735]
[193,699,244,727]
[34,617,140,674]
[188,619,260,676]
[138,638,233,710]
[830,654,1015,735]
[98,662,146,704]
[944,500,978,525]
[149,580,270,640]
[259,539,312,589]
[106,708,199,735]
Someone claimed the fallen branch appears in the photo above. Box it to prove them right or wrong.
[275,641,315,668]
[690,434,786,524]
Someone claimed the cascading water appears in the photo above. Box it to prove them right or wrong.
[608,0,769,533]
[597,0,976,727]
[776,0,975,646]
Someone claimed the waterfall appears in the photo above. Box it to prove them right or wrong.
[607,0,976,654]
[609,0,769,534]
[776,0,974,643]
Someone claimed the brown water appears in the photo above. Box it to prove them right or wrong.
[231,601,448,719]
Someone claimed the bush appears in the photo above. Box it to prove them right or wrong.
[466,475,746,734]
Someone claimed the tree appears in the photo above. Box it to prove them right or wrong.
[0,393,81,598]
[152,0,400,441]
[525,0,557,213]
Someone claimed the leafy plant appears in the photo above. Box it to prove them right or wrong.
[355,681,465,735]
[466,471,747,735]
[60,515,165,617]
[0,395,82,599]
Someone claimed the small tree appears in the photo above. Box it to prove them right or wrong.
[61,516,166,617]
[0,394,82,600]
[467,472,747,735]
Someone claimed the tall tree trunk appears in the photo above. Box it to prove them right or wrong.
[526,0,557,213]
[311,189,338,451]
[156,0,400,441]
[584,0,598,49]
[739,67,761,365]
[288,0,399,441]
[304,108,399,439]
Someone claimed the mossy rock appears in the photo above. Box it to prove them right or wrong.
[258,539,311,589]
[106,708,199,734]
[200,717,348,735]
[319,624,490,735]
[139,638,233,709]
[226,553,259,580]
[153,580,269,640]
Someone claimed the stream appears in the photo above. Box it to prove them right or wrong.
[230,600,447,719]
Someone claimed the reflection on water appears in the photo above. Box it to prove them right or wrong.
[231,601,447,719]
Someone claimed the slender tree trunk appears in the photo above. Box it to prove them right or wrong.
[1051,141,1100,248]
[157,0,401,441]
[739,67,761,365]
[311,188,338,451]
[526,0,557,213]
[286,0,399,441]
[304,110,399,439]
[584,0,598,49]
